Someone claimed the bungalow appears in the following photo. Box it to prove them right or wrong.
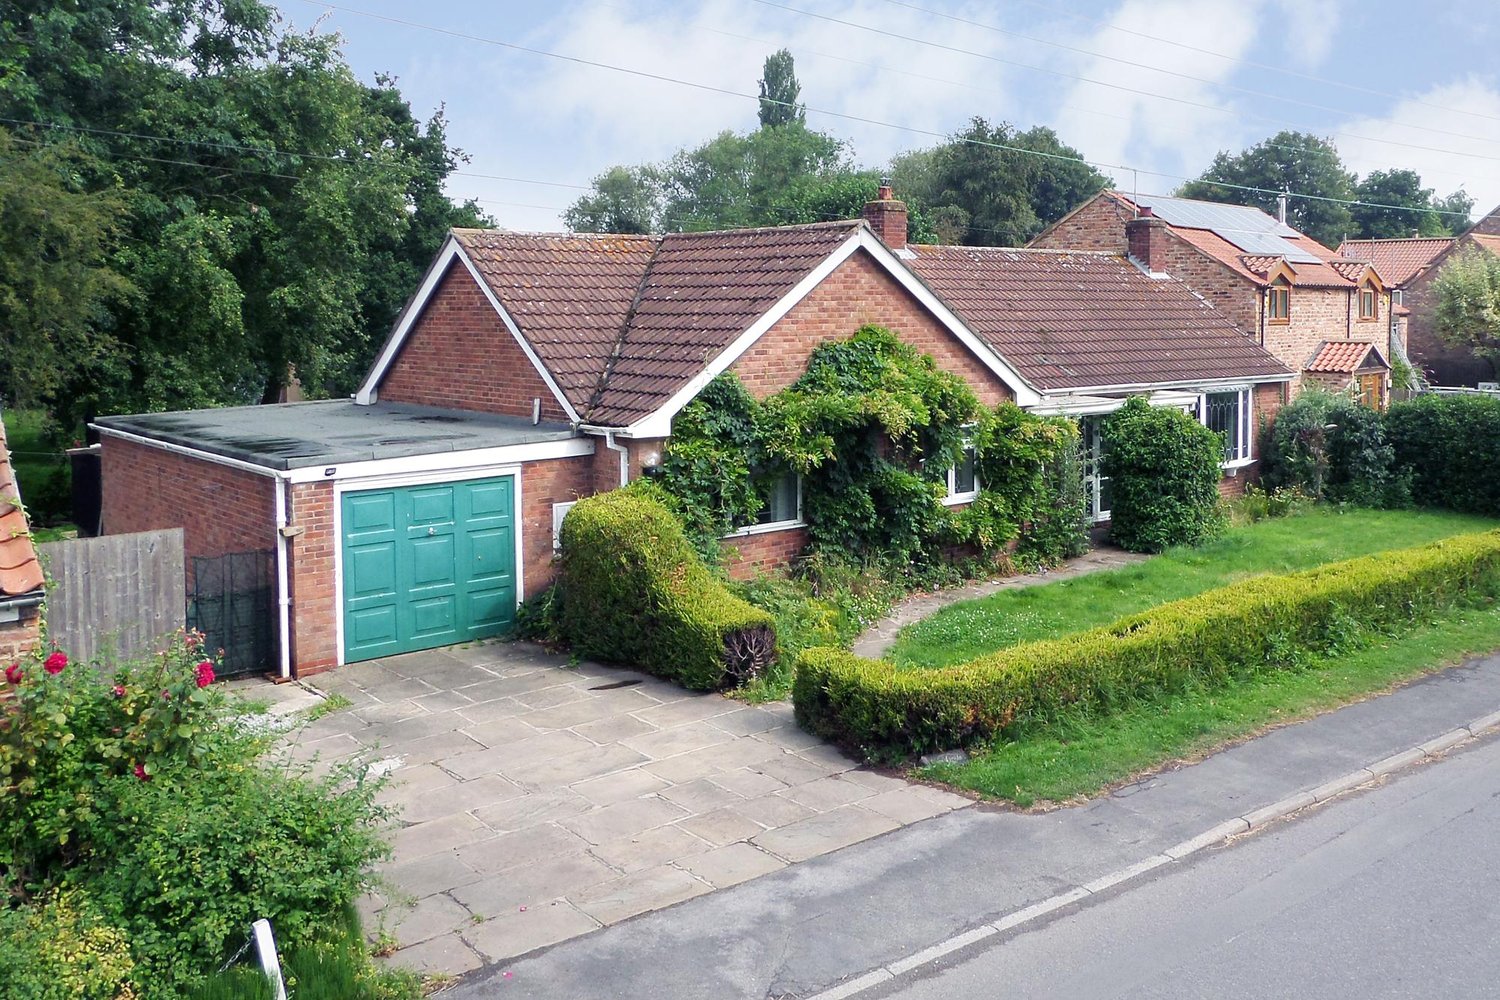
[0,416,45,663]
[1338,204,1500,387]
[95,189,1290,677]
[1033,190,1398,404]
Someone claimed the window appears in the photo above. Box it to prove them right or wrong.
[1203,389,1252,465]
[943,442,980,505]
[729,469,802,535]
[1081,416,1111,522]
[1267,280,1290,323]
[1358,285,1378,321]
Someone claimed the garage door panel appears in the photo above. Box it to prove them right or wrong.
[410,595,458,638]
[466,526,514,582]
[346,492,396,534]
[409,486,455,526]
[347,542,398,600]
[467,586,516,630]
[410,534,457,587]
[467,480,513,518]
[347,605,399,651]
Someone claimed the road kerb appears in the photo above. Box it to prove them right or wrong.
[885,926,998,977]
[1163,818,1250,860]
[1080,854,1172,894]
[1418,728,1472,757]
[812,969,894,1000]
[1243,791,1317,829]
[1367,747,1427,776]
[1466,708,1500,735]
[1310,768,1375,802]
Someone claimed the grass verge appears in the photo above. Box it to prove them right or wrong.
[922,600,1500,806]
[891,508,1497,669]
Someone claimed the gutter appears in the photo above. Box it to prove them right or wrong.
[578,426,631,487]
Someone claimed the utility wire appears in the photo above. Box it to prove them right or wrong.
[298,0,1478,220]
[750,0,1500,162]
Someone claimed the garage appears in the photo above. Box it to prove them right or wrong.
[341,475,517,662]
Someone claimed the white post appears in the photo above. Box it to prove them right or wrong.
[252,919,288,1000]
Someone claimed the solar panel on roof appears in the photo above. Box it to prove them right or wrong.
[1139,195,1322,264]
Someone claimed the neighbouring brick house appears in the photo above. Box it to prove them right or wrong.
[0,415,45,664]
[1033,191,1398,404]
[1339,204,1500,387]
[95,189,1290,676]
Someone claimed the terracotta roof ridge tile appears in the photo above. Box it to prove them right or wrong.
[658,219,863,240]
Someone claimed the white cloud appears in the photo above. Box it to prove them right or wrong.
[1335,77,1500,219]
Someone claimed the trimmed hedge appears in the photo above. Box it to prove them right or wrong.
[794,529,1500,758]
[1101,396,1226,552]
[557,487,776,690]
[1386,393,1500,516]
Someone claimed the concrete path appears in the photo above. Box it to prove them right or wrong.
[441,650,1500,1000]
[289,644,969,974]
[851,546,1147,659]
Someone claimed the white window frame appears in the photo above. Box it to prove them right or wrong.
[1200,388,1253,469]
[1081,415,1111,523]
[725,471,805,537]
[942,438,981,506]
[552,500,577,552]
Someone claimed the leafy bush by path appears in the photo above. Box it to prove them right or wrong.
[794,529,1500,759]
[1101,396,1225,552]
[1260,389,1402,506]
[0,891,137,1000]
[558,487,776,690]
[1386,393,1500,516]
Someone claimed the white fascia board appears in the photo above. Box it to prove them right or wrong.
[284,436,595,484]
[353,239,582,424]
[621,228,1043,438]
[94,426,284,480]
[1051,373,1294,396]
[356,236,462,405]
[856,231,1042,406]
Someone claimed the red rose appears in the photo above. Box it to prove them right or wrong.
[43,652,67,675]
[195,661,215,688]
[4,663,21,685]
[134,763,151,782]
[112,684,126,697]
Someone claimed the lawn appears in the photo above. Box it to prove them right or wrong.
[890,508,1499,669]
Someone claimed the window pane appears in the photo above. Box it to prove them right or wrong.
[755,471,799,524]
[953,448,977,495]
[1205,391,1244,462]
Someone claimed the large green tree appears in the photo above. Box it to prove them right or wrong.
[757,48,804,128]
[1433,245,1500,375]
[1351,169,1470,239]
[0,0,484,421]
[1179,131,1356,247]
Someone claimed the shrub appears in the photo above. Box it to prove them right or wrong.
[0,891,137,1000]
[1386,393,1500,516]
[557,488,776,690]
[1101,396,1225,552]
[793,529,1500,758]
[1261,389,1400,505]
[1233,484,1313,524]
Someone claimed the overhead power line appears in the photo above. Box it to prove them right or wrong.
[749,0,1500,162]
[298,0,1478,220]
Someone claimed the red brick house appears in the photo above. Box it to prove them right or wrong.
[1033,191,1398,403]
[1339,205,1500,387]
[0,416,45,664]
[95,191,1290,676]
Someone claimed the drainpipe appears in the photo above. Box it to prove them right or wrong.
[603,431,629,487]
[273,475,292,680]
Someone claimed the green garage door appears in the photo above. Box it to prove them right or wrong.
[341,476,517,663]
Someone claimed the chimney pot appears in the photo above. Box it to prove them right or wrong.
[1125,214,1169,273]
[864,184,908,250]
[1139,205,1155,218]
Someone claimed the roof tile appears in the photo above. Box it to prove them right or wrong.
[0,417,45,599]
[1304,340,1386,374]
[1336,237,1454,286]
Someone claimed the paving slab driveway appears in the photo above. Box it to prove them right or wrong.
[295,642,969,975]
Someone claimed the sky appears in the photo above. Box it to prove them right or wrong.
[275,0,1500,235]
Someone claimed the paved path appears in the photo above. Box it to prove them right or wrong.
[289,644,969,974]
[851,546,1147,660]
[878,729,1500,999]
[442,651,1500,999]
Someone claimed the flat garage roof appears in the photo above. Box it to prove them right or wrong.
[95,400,582,472]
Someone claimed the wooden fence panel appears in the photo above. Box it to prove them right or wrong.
[38,529,185,665]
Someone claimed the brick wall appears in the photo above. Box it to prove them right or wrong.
[102,437,275,567]
[725,527,809,580]
[1032,194,1132,254]
[1402,245,1496,386]
[287,482,335,675]
[0,605,42,663]
[376,261,572,421]
[732,249,1015,406]
[518,455,595,598]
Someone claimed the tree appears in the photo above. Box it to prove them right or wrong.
[1351,169,1447,239]
[1432,245,1500,375]
[1435,189,1477,234]
[1179,131,1356,247]
[0,130,131,410]
[757,48,804,128]
[564,165,662,234]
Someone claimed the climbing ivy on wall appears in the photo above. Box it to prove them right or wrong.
[654,325,1089,569]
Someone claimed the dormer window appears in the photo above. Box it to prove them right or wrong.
[1267,279,1290,324]
[1358,284,1378,321]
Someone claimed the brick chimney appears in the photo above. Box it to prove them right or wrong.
[1126,207,1169,274]
[863,181,908,250]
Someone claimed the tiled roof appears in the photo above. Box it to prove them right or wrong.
[1472,233,1500,255]
[453,222,861,426]
[1305,340,1387,374]
[1336,237,1453,286]
[0,417,45,600]
[905,246,1293,391]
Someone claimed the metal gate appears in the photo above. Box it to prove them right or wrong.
[187,549,276,679]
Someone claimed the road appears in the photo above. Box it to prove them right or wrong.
[875,735,1500,1000]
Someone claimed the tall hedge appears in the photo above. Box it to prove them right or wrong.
[1260,389,1398,506]
[793,529,1500,758]
[1386,393,1500,516]
[1101,396,1225,552]
[557,487,776,690]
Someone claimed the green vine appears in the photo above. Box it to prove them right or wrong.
[654,325,1089,570]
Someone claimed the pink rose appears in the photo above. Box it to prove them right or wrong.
[195,661,215,688]
[134,763,151,782]
[43,652,67,675]
[112,684,126,697]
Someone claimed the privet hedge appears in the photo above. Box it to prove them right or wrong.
[557,488,776,690]
[1386,393,1500,516]
[1260,388,1401,506]
[793,529,1500,758]
[1101,396,1225,552]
